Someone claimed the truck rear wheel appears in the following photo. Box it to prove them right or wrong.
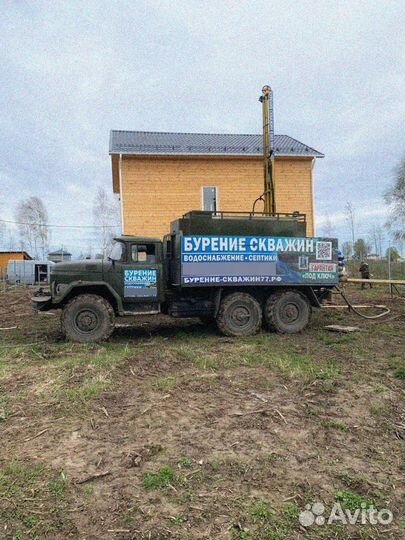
[264,290,311,334]
[216,292,262,337]
[62,294,115,343]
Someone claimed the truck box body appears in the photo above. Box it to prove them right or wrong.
[168,212,338,288]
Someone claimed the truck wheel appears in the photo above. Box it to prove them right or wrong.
[216,292,262,337]
[264,290,311,334]
[62,294,115,343]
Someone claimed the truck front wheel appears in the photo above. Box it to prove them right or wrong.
[216,292,262,337]
[62,294,115,343]
[264,290,311,334]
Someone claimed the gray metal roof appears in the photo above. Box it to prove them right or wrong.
[48,249,72,256]
[109,131,324,158]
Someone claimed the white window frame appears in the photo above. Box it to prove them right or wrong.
[201,186,219,212]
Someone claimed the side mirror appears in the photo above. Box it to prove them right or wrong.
[108,242,124,263]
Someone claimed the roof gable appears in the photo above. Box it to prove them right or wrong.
[0,251,32,259]
[109,131,324,158]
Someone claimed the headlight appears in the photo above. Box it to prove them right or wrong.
[56,283,68,296]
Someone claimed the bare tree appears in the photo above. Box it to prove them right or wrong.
[93,187,121,258]
[15,196,49,258]
[385,155,405,241]
[344,202,356,254]
[6,228,17,251]
[341,241,353,259]
[368,224,384,256]
[0,202,6,249]
[321,213,335,238]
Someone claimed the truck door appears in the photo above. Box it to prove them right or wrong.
[122,242,162,313]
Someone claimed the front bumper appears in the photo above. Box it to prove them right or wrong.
[32,290,54,311]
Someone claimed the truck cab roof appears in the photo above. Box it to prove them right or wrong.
[115,236,161,244]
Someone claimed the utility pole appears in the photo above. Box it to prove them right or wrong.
[387,242,392,296]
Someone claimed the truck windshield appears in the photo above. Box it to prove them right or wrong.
[110,241,124,261]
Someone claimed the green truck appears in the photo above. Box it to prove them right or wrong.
[33,211,340,342]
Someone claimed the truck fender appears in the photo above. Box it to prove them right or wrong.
[54,281,124,314]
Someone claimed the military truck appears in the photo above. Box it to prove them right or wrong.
[32,211,340,342]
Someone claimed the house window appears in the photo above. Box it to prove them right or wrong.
[202,187,218,212]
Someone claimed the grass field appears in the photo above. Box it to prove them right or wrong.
[346,260,405,280]
[0,286,404,539]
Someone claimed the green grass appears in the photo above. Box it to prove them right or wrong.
[387,354,405,380]
[48,472,69,500]
[251,500,272,522]
[177,344,219,369]
[394,367,405,379]
[369,399,390,419]
[0,461,45,497]
[153,375,177,392]
[62,374,111,408]
[0,391,8,420]
[272,353,339,382]
[143,466,176,489]
[177,456,193,469]
[335,490,374,511]
[347,260,405,280]
[238,349,339,382]
[174,337,342,388]
[42,345,133,411]
[0,460,73,538]
[233,501,300,540]
[320,419,348,431]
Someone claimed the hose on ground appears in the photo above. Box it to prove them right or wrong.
[334,286,391,320]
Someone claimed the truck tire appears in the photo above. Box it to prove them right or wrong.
[62,294,115,343]
[216,292,262,337]
[264,290,311,334]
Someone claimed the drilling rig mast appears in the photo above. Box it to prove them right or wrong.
[259,85,276,214]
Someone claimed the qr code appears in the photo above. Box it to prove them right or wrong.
[316,241,332,260]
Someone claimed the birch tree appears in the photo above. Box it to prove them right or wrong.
[321,213,335,237]
[368,224,384,256]
[344,202,356,252]
[93,187,121,257]
[0,203,6,249]
[15,196,49,258]
[385,156,405,241]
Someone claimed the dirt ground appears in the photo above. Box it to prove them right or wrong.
[0,286,404,540]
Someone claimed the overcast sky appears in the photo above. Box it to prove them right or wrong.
[1,0,404,255]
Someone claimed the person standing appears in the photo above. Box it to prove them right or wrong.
[359,261,372,289]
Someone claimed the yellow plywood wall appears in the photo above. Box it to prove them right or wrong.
[119,156,314,238]
[0,253,28,274]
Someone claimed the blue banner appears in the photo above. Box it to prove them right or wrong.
[181,235,338,286]
[124,269,157,298]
